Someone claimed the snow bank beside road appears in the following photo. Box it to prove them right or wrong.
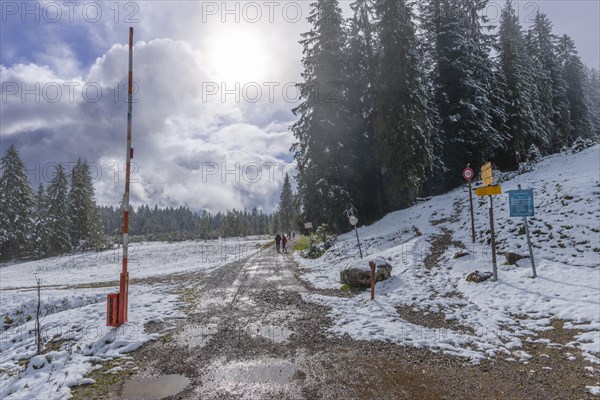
[0,237,267,399]
[0,238,265,289]
[296,146,600,364]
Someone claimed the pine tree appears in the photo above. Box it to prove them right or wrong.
[421,0,507,188]
[0,145,34,259]
[291,0,353,232]
[585,68,600,139]
[557,34,592,141]
[373,0,436,208]
[497,0,545,168]
[46,163,71,255]
[32,184,50,258]
[69,160,104,250]
[345,0,385,219]
[528,13,570,151]
[277,173,295,232]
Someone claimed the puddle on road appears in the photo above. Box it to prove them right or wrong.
[203,359,296,387]
[120,374,190,400]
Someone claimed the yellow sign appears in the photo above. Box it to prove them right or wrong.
[475,185,502,196]
[481,162,493,186]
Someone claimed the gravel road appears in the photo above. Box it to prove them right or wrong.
[77,245,598,400]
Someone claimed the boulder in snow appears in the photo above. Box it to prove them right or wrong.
[466,271,493,283]
[340,259,393,288]
[504,252,528,265]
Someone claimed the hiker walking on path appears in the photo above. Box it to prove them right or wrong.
[275,233,281,253]
[281,235,288,253]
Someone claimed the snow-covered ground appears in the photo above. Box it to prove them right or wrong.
[0,237,266,399]
[295,146,600,392]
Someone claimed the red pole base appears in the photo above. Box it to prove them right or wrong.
[118,271,129,325]
[369,261,376,301]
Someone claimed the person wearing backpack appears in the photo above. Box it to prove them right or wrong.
[275,233,281,253]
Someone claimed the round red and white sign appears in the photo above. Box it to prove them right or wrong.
[463,167,474,181]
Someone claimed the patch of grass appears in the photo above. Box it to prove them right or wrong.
[340,283,351,291]
[71,358,135,399]
[261,240,274,250]
[294,236,311,251]
[42,338,76,355]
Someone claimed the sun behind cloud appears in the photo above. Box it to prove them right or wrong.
[205,27,270,84]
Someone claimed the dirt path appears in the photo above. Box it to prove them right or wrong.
[74,246,598,400]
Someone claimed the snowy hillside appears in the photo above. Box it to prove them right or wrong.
[0,238,265,399]
[295,146,600,390]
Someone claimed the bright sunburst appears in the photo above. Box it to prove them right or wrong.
[206,29,269,83]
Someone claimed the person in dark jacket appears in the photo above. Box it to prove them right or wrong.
[275,233,281,253]
[281,235,288,253]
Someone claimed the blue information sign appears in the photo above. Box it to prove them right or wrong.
[508,189,534,217]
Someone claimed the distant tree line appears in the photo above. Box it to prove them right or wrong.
[0,145,280,261]
[99,204,278,241]
[292,0,599,232]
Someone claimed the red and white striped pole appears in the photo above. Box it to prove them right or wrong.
[119,27,134,326]
[107,27,135,327]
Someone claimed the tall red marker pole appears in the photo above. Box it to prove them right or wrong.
[108,28,134,327]
[119,26,134,326]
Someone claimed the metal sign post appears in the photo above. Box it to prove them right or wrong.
[349,216,363,259]
[488,195,498,281]
[304,222,313,243]
[508,185,537,278]
[475,162,500,281]
[463,165,476,243]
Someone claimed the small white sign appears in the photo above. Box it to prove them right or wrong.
[349,216,358,226]
[304,222,313,229]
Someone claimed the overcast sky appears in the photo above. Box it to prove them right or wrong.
[1,0,598,213]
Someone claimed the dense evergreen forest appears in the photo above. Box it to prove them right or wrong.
[291,0,599,232]
[2,0,599,259]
